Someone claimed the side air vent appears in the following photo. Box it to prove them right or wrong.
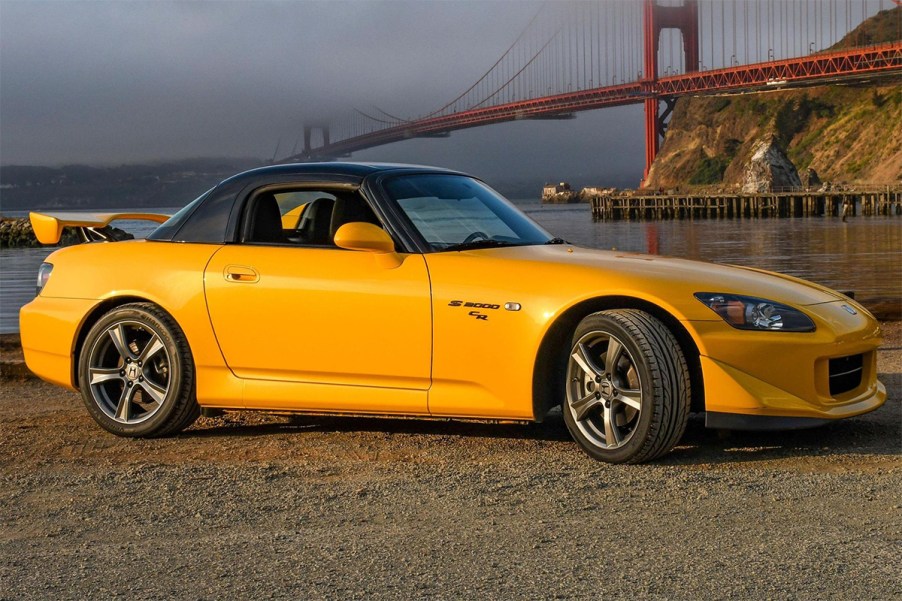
[828,354,863,397]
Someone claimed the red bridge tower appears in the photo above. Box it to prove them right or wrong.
[643,0,699,183]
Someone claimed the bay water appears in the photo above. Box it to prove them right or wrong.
[2,202,899,333]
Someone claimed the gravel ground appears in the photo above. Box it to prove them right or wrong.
[1,324,900,600]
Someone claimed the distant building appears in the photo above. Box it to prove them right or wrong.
[542,182,579,204]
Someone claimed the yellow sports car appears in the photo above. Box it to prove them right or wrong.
[20,163,885,463]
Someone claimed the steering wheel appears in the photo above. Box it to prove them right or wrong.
[462,231,489,244]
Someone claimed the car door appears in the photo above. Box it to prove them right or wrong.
[203,186,431,414]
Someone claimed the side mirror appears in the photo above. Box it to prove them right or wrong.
[334,222,396,253]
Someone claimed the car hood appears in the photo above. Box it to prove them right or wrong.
[464,245,843,307]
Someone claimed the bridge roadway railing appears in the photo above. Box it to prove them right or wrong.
[657,41,902,96]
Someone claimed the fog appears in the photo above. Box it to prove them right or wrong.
[0,0,646,187]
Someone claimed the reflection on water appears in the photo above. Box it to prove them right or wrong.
[2,246,54,333]
[2,204,900,333]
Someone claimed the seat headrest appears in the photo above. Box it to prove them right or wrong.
[303,197,335,245]
[330,197,380,239]
[250,193,283,243]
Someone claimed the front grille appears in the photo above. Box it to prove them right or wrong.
[829,354,863,396]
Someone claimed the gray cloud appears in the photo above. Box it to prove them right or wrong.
[1,0,644,186]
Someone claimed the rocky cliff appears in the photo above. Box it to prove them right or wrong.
[643,7,901,190]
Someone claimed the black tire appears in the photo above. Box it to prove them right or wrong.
[77,302,199,437]
[562,309,690,464]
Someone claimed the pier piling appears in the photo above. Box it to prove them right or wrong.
[586,187,902,221]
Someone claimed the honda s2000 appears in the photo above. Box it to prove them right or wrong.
[21,163,885,463]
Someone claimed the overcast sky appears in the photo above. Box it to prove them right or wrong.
[1,0,651,186]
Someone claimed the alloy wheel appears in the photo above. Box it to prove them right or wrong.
[86,320,172,424]
[565,331,643,450]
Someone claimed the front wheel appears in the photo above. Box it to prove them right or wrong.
[562,309,690,464]
[78,303,199,437]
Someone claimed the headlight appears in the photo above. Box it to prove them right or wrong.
[694,292,815,332]
[36,262,53,296]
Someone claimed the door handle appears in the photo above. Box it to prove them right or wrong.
[223,265,259,283]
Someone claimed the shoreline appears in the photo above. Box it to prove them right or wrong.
[1,216,134,249]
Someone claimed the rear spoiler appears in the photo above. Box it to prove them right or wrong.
[29,211,171,245]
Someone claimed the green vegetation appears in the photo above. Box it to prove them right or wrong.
[689,156,730,185]
[870,89,887,108]
[847,158,865,177]
[0,219,80,249]
[0,218,134,249]
[722,138,742,158]
[647,77,899,188]
[773,95,837,146]
[711,97,731,113]
[789,125,828,170]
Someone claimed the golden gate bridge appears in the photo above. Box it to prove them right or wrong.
[284,0,902,182]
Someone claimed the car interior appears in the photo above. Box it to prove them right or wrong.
[244,189,382,246]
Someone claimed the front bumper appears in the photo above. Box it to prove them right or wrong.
[700,354,885,427]
[691,300,886,428]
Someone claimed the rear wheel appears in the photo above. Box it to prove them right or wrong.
[78,303,199,437]
[562,309,690,464]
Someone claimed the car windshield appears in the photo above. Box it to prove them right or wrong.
[384,174,553,251]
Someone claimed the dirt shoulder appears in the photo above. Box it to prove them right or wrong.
[1,325,899,599]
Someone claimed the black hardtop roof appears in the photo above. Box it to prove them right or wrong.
[221,162,466,185]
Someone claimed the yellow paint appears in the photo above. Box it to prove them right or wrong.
[334,222,395,253]
[280,203,307,229]
[203,244,431,413]
[19,237,885,425]
[22,241,228,395]
[334,223,403,268]
[700,356,885,418]
[29,212,170,245]
[19,297,96,389]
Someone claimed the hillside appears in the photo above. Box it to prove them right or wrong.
[643,7,901,190]
[0,159,549,210]
[643,83,902,189]
[0,158,262,211]
[831,4,902,50]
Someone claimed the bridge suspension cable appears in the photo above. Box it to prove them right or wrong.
[291,0,901,163]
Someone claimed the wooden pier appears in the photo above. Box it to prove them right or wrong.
[586,187,902,221]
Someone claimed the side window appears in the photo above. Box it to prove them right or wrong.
[159,181,243,243]
[243,188,382,246]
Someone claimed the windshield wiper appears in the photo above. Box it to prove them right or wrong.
[442,239,523,252]
[545,237,568,244]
